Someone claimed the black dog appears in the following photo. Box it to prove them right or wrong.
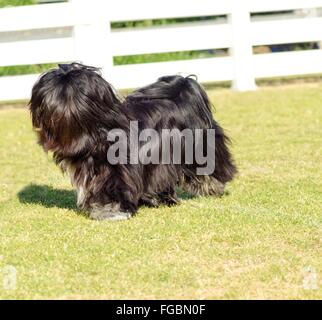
[29,63,236,220]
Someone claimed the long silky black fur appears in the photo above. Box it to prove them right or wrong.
[29,63,236,220]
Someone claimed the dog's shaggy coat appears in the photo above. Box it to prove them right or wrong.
[29,63,236,220]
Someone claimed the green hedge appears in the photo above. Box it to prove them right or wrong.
[0,64,57,77]
[0,1,222,75]
[0,0,35,8]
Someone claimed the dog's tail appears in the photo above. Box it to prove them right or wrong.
[165,75,237,183]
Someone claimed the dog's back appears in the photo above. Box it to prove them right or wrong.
[125,75,237,191]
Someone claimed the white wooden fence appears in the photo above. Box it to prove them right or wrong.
[0,0,322,101]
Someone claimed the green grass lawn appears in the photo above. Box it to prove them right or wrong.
[0,84,321,299]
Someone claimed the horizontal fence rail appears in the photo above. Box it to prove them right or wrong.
[110,22,232,56]
[0,0,322,101]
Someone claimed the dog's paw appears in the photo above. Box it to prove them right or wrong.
[90,209,131,221]
[89,203,132,221]
[139,194,160,207]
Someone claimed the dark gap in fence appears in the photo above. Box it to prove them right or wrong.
[251,9,322,19]
[113,48,229,66]
[111,15,227,30]
[38,0,67,4]
[253,42,320,54]
[251,10,294,18]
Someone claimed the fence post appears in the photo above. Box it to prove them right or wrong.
[71,0,113,75]
[229,1,257,91]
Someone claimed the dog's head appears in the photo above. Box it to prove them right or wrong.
[29,63,120,153]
